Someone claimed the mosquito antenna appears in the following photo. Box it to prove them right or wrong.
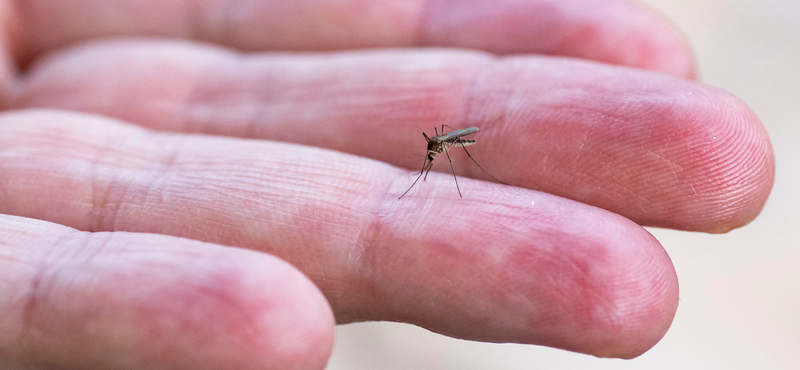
[456,138,508,185]
[442,143,462,197]
[398,157,432,199]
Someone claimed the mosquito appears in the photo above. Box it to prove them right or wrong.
[398,125,506,199]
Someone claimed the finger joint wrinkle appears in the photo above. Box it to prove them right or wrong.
[345,169,403,308]
[17,231,85,347]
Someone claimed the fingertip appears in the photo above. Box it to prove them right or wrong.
[520,207,679,358]
[366,185,680,358]
[422,0,697,78]
[483,60,773,232]
[5,230,335,370]
[155,245,337,370]
[706,91,774,232]
[251,255,337,370]
[586,216,679,358]
[616,1,698,80]
[653,85,774,232]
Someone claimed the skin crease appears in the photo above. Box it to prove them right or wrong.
[0,111,678,359]
[0,0,776,368]
[0,215,335,370]
[7,42,773,232]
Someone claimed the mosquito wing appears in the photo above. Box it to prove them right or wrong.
[433,127,479,143]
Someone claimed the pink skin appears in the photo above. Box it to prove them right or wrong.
[0,0,776,368]
[9,0,693,77]
[0,215,334,370]
[10,43,772,231]
[0,111,677,358]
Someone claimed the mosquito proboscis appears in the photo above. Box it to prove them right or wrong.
[398,125,506,199]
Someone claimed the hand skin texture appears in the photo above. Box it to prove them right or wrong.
[0,0,774,369]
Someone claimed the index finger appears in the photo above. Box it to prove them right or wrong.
[8,0,694,77]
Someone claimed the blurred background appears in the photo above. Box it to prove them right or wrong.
[326,0,800,369]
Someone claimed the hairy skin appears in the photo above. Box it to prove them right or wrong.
[0,0,774,368]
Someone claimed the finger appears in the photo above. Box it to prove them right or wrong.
[6,0,694,76]
[0,110,678,358]
[0,215,334,370]
[8,41,773,232]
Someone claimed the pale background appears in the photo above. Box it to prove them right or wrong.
[326,0,800,369]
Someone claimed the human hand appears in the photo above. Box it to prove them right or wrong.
[0,0,774,369]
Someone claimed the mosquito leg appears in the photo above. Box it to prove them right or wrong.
[423,159,434,181]
[442,143,462,197]
[416,155,427,175]
[456,138,508,185]
[399,157,430,199]
[398,170,425,199]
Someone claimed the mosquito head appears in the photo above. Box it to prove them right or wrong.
[400,125,502,200]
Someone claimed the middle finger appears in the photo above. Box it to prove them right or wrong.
[8,40,774,232]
